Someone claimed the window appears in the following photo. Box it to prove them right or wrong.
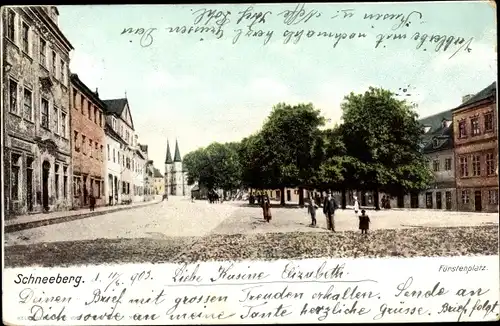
[445,158,452,171]
[55,164,60,199]
[459,156,468,177]
[81,97,85,114]
[61,112,67,138]
[107,145,110,161]
[461,190,469,204]
[41,98,49,129]
[94,107,98,124]
[472,155,481,176]
[23,88,32,121]
[89,139,93,157]
[60,59,65,81]
[22,22,29,53]
[53,106,59,134]
[112,117,117,130]
[100,145,104,161]
[11,154,21,200]
[51,50,57,75]
[7,10,15,41]
[113,149,116,163]
[489,190,499,205]
[95,142,98,160]
[99,112,103,127]
[40,38,47,66]
[82,135,86,155]
[74,131,79,151]
[471,117,480,136]
[73,89,77,108]
[484,113,493,131]
[73,176,81,197]
[432,138,439,148]
[486,152,495,175]
[88,103,92,120]
[433,160,440,172]
[9,79,18,113]
[458,120,467,138]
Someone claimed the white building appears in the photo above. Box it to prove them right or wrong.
[165,139,189,196]
[104,124,127,205]
[103,98,135,204]
[132,135,146,203]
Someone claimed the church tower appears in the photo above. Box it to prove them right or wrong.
[164,140,173,195]
[173,139,184,196]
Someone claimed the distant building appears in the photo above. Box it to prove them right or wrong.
[104,121,127,205]
[70,74,106,208]
[164,139,189,196]
[452,82,498,212]
[3,6,73,216]
[153,167,164,195]
[132,135,146,203]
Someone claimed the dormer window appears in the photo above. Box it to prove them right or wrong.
[442,119,451,128]
[423,126,431,133]
[433,138,439,148]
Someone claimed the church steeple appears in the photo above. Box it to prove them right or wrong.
[165,140,173,164]
[174,139,182,162]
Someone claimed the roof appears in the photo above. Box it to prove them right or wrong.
[70,74,106,109]
[104,123,127,145]
[153,168,163,178]
[139,144,148,153]
[174,140,182,162]
[165,141,173,164]
[419,110,454,153]
[454,82,497,111]
[102,98,128,115]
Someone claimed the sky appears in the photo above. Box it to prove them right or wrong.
[57,2,497,175]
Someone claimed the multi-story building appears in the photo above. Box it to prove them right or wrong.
[453,82,498,212]
[3,6,73,216]
[104,121,127,205]
[165,139,189,196]
[153,167,164,195]
[409,110,457,210]
[70,74,106,208]
[132,136,145,203]
[103,97,135,204]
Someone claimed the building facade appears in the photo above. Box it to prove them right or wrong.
[413,110,457,210]
[70,74,106,208]
[165,139,189,196]
[132,136,145,203]
[453,82,498,212]
[104,122,127,205]
[3,6,73,217]
[102,98,136,204]
[153,167,164,195]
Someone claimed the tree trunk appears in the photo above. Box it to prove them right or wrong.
[298,187,304,207]
[341,188,347,209]
[280,187,286,206]
[249,188,252,205]
[374,188,380,210]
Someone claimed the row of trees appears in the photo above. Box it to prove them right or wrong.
[183,87,433,209]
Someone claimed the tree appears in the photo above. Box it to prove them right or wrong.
[257,102,326,205]
[340,87,433,210]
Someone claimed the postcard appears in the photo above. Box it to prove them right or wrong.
[2,2,498,325]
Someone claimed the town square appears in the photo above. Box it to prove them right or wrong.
[2,4,498,267]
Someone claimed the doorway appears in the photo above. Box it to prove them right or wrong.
[474,190,482,211]
[445,191,452,210]
[26,157,34,211]
[83,175,88,205]
[410,192,419,208]
[42,161,50,211]
[286,189,291,202]
[436,192,442,209]
[397,194,404,208]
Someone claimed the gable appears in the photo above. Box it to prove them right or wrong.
[120,103,135,130]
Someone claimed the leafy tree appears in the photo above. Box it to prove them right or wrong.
[340,87,432,209]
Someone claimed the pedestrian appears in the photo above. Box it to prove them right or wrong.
[353,196,360,214]
[359,209,371,235]
[381,195,386,209]
[323,191,338,232]
[307,197,318,227]
[262,194,272,223]
[89,194,96,212]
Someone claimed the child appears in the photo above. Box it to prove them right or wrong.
[359,209,370,235]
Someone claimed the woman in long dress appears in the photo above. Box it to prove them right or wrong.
[262,194,272,222]
[353,196,360,214]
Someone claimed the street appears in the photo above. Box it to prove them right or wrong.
[4,197,498,267]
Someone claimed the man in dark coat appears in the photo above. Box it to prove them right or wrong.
[323,191,338,232]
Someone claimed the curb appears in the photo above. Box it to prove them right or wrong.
[5,201,162,233]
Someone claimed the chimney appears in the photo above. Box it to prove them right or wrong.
[95,88,99,98]
[462,94,474,103]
